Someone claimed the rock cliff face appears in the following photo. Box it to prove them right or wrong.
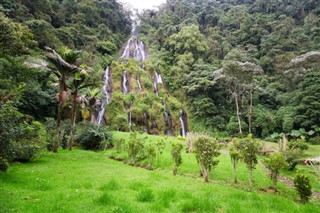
[97,36,188,136]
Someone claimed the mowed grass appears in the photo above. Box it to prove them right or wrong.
[0,133,319,212]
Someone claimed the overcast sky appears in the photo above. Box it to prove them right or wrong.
[118,0,166,12]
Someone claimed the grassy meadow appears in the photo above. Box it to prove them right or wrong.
[0,132,319,212]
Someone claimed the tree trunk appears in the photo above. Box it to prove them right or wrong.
[69,91,78,151]
[54,104,62,153]
[234,93,242,134]
[273,173,277,192]
[249,168,253,190]
[248,90,253,134]
[233,162,238,184]
[204,169,209,182]
[279,138,283,151]
[54,81,66,153]
[282,134,288,151]
[173,165,177,175]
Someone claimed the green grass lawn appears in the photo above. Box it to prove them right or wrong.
[1,132,319,212]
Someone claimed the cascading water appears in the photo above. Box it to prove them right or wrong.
[136,74,142,91]
[128,101,133,131]
[180,109,187,137]
[163,101,173,136]
[122,71,128,95]
[121,37,134,59]
[97,66,111,125]
[153,72,163,96]
[133,39,145,62]
[121,36,146,62]
[143,112,148,132]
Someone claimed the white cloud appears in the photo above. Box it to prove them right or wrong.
[118,0,166,11]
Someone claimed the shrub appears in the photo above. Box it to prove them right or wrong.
[263,152,288,191]
[127,132,144,164]
[12,120,46,163]
[145,144,156,169]
[74,123,112,150]
[0,103,46,163]
[44,117,55,151]
[285,149,302,171]
[229,138,241,184]
[194,135,221,182]
[294,173,312,203]
[285,140,308,171]
[308,137,320,145]
[239,134,261,190]
[288,140,309,151]
[171,142,183,175]
[114,138,125,153]
[154,139,166,163]
[0,157,9,172]
[60,120,71,150]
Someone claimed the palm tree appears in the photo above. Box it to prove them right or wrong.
[45,47,83,152]
[27,47,83,152]
[68,70,100,151]
[81,88,101,123]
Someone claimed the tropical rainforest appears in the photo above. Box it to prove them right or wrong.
[0,0,320,211]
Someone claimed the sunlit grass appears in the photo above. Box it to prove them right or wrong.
[0,132,319,212]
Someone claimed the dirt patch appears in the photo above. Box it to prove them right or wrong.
[107,155,153,170]
[260,161,320,199]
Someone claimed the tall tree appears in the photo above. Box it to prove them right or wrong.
[216,61,263,134]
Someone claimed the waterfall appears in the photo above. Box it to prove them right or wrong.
[143,112,148,133]
[121,37,134,59]
[153,72,163,96]
[180,109,186,137]
[121,36,147,62]
[122,71,128,95]
[136,74,142,91]
[128,101,133,131]
[97,67,111,125]
[163,101,173,136]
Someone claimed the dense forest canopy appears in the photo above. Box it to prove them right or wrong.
[0,0,320,143]
[137,0,320,138]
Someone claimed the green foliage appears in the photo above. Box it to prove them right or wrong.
[194,135,221,182]
[74,123,112,150]
[127,132,144,164]
[145,144,156,169]
[263,152,288,191]
[239,134,261,189]
[229,138,241,184]
[0,102,46,163]
[0,157,9,172]
[285,149,303,171]
[288,140,309,151]
[154,139,166,164]
[294,173,312,203]
[239,135,261,171]
[285,140,309,171]
[0,13,35,56]
[113,138,125,153]
[171,142,183,175]
[96,41,117,55]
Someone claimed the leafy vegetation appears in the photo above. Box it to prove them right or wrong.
[194,135,221,182]
[171,142,183,175]
[294,173,312,203]
[263,152,288,191]
[1,0,320,211]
